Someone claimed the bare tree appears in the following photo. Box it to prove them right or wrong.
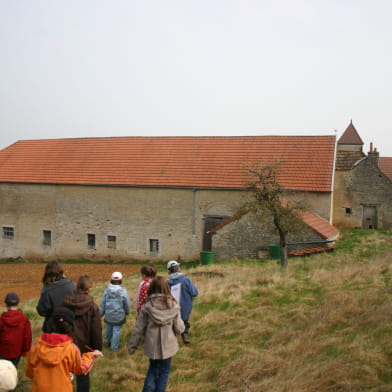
[242,162,307,268]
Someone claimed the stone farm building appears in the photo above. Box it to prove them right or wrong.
[333,122,392,230]
[0,135,341,262]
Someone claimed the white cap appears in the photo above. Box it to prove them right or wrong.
[0,359,17,391]
[167,260,180,269]
[111,271,123,280]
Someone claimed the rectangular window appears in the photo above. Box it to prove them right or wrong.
[108,235,116,249]
[345,207,352,214]
[149,239,159,253]
[43,230,51,246]
[2,226,14,239]
[87,233,96,249]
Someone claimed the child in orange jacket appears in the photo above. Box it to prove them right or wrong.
[26,307,102,392]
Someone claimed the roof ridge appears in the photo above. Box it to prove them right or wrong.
[14,134,336,143]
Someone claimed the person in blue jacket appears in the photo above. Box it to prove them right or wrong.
[99,272,130,351]
[167,260,198,344]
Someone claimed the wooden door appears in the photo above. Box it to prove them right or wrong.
[202,216,225,251]
[362,205,377,229]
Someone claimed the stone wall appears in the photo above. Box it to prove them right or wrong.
[0,183,332,262]
[211,211,326,260]
[0,184,242,261]
[333,159,392,229]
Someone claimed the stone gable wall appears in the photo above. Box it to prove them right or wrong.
[211,212,325,260]
[333,160,392,229]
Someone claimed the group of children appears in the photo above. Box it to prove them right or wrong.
[0,259,198,392]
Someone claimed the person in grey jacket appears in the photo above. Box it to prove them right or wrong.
[128,276,185,392]
[99,272,130,351]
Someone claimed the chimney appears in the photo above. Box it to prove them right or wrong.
[367,142,379,167]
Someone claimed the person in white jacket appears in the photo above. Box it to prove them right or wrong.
[128,276,185,392]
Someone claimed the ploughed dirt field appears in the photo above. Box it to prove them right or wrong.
[0,264,142,303]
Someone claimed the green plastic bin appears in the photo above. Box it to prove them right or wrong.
[200,250,215,265]
[269,244,281,259]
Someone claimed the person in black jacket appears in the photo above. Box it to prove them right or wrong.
[36,261,75,333]
[63,275,102,392]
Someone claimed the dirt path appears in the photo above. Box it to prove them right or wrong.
[0,263,142,303]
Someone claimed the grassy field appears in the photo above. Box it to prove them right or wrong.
[12,228,392,391]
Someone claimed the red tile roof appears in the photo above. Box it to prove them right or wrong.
[299,210,339,239]
[209,209,339,240]
[335,150,365,170]
[379,157,392,181]
[289,246,334,257]
[338,122,364,145]
[0,136,336,191]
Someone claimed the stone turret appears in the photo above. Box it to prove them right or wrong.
[336,121,365,170]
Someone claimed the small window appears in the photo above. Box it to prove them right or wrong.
[87,233,96,249]
[2,227,14,239]
[345,207,352,214]
[108,235,116,249]
[149,239,159,253]
[43,230,51,246]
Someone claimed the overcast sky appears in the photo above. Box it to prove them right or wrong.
[1,1,391,156]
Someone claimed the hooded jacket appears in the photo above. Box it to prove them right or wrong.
[128,294,185,360]
[0,309,32,358]
[63,290,102,353]
[36,278,75,332]
[26,333,94,392]
[167,272,198,321]
[99,284,130,325]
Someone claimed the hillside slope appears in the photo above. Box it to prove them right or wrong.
[15,229,392,392]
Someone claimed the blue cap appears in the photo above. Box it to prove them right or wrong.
[4,292,19,306]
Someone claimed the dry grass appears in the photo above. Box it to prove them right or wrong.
[11,229,392,391]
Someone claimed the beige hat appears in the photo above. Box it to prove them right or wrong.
[0,360,17,391]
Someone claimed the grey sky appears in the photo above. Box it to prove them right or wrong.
[1,1,391,156]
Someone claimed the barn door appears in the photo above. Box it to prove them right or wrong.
[202,216,225,251]
[362,205,377,229]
